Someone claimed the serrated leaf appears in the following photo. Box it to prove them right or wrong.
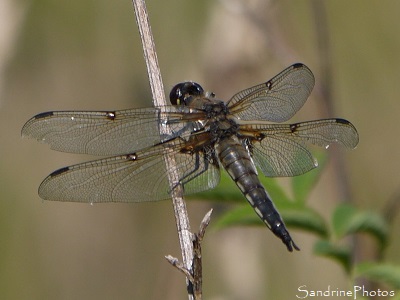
[355,262,400,290]
[314,240,352,273]
[332,204,388,248]
[291,151,327,203]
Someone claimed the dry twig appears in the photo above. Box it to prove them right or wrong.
[131,1,208,299]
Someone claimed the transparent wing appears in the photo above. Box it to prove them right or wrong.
[239,118,359,177]
[38,136,220,203]
[227,63,315,122]
[22,106,205,156]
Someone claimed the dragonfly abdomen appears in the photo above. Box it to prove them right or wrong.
[216,137,299,252]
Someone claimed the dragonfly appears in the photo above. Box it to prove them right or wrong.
[22,63,359,252]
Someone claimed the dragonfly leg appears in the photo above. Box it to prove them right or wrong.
[169,151,210,192]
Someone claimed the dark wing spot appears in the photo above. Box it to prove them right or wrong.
[266,80,272,90]
[180,145,194,155]
[258,133,265,141]
[335,118,351,125]
[106,111,116,120]
[126,153,137,160]
[290,123,300,133]
[35,111,54,119]
[292,62,305,69]
[49,166,70,177]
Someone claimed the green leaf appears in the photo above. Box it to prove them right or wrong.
[332,204,357,237]
[214,203,328,238]
[282,206,328,238]
[332,204,389,248]
[192,152,326,205]
[214,205,262,228]
[314,240,352,273]
[392,293,400,300]
[192,171,291,204]
[192,171,242,202]
[355,262,400,290]
[291,151,327,203]
[259,176,292,204]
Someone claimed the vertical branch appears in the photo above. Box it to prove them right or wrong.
[131,1,195,298]
[131,0,165,105]
[310,1,354,203]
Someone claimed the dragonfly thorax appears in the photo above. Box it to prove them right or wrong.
[209,117,239,140]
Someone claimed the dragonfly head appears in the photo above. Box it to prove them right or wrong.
[170,82,204,106]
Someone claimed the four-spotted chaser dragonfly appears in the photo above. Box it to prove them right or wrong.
[22,63,359,251]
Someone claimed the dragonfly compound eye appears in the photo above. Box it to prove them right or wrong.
[169,82,204,105]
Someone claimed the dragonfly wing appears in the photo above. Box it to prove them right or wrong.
[251,133,317,177]
[240,118,359,177]
[38,137,220,203]
[22,106,205,156]
[227,63,315,122]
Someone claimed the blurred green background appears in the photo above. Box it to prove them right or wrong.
[1,0,399,299]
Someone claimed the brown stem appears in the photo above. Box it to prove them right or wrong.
[131,1,195,298]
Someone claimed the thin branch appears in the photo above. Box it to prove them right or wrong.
[131,1,195,299]
[191,209,213,299]
[166,209,213,300]
[165,255,194,281]
[310,1,353,202]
